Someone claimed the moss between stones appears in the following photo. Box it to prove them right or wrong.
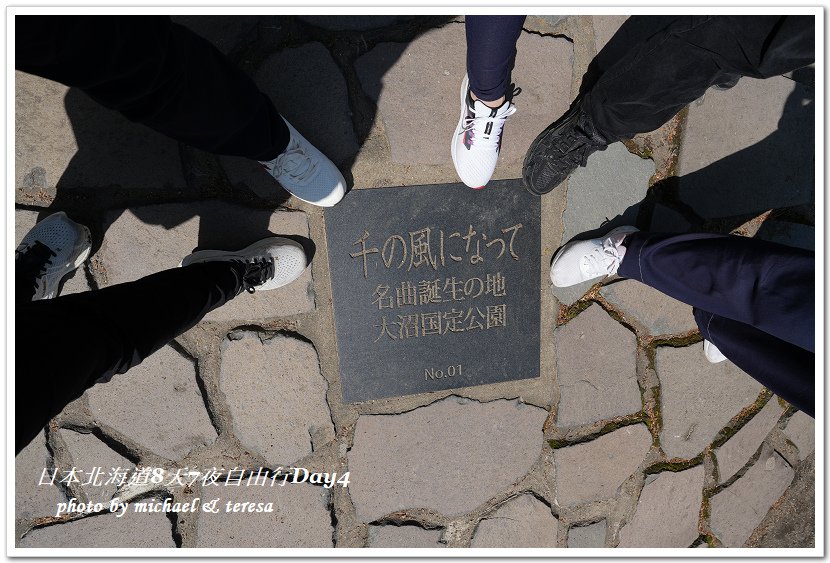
[622,138,654,160]
[547,413,646,450]
[644,346,657,373]
[556,295,594,326]
[547,438,569,450]
[699,495,712,530]
[664,107,688,180]
[651,331,702,349]
[645,451,705,475]
[593,296,636,333]
[645,385,662,443]
[710,389,772,450]
[598,414,644,436]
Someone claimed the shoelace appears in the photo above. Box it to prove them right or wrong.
[234,257,276,294]
[547,128,603,172]
[461,89,519,151]
[272,139,317,182]
[16,241,57,299]
[581,238,623,278]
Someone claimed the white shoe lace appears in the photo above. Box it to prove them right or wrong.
[461,104,517,151]
[272,139,317,183]
[581,238,624,278]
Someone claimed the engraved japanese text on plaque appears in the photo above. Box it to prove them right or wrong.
[325,179,541,402]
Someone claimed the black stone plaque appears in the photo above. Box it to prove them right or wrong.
[325,179,541,402]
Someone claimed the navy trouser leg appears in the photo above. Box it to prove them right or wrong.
[585,15,814,141]
[16,16,290,160]
[617,231,815,415]
[618,231,814,350]
[465,15,526,102]
[694,309,814,416]
[16,262,245,455]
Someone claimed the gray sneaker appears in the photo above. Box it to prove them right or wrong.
[15,211,91,301]
[180,237,307,293]
[259,118,347,207]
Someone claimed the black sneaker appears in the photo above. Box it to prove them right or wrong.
[522,100,608,196]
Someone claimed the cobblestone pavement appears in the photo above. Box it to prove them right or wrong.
[15,15,815,549]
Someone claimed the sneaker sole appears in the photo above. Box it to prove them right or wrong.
[522,103,582,196]
[179,237,305,267]
[549,225,639,286]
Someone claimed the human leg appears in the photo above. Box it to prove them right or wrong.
[694,309,814,417]
[452,15,525,189]
[617,231,814,351]
[585,15,815,141]
[16,224,307,454]
[16,15,289,160]
[16,262,245,454]
[465,15,526,104]
[15,15,346,206]
[523,15,815,194]
[549,227,815,416]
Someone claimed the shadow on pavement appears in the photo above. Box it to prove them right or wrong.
[568,65,814,243]
[34,15,455,263]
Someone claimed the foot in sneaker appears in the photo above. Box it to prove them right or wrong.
[522,99,608,196]
[550,226,639,287]
[451,75,517,189]
[259,118,346,207]
[15,211,92,302]
[711,74,740,91]
[703,340,727,363]
[180,237,307,293]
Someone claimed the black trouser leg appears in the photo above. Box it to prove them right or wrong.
[585,15,815,140]
[15,262,244,454]
[15,15,290,160]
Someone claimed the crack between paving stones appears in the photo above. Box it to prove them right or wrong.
[370,519,443,531]
[355,393,533,419]
[521,28,574,44]
[165,509,184,548]
[325,489,338,547]
[549,411,648,449]
[709,390,772,452]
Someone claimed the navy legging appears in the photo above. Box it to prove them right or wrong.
[618,231,815,417]
[465,15,526,102]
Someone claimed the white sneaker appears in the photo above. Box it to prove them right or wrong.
[16,211,91,300]
[451,75,517,189]
[704,340,727,363]
[180,237,307,293]
[550,226,639,287]
[259,118,346,207]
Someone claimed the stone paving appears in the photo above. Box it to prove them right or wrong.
[14,15,815,550]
